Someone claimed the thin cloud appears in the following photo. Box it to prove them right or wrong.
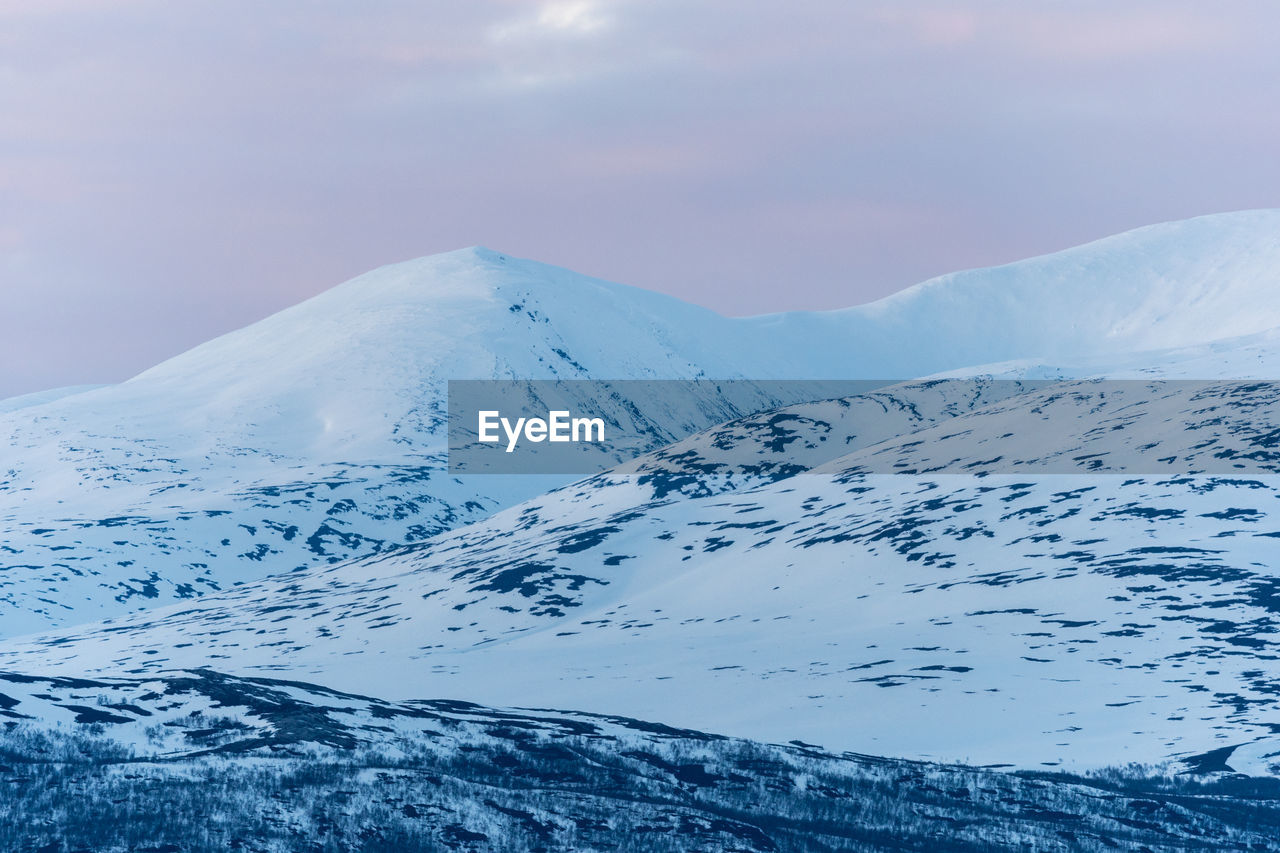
[491,0,616,42]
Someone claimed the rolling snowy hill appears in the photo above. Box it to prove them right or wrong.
[0,248,826,636]
[5,210,1280,798]
[7,375,1280,774]
[4,212,1280,637]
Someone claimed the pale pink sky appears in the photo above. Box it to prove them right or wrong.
[2,1,1279,396]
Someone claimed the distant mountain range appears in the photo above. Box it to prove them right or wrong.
[5,211,1280,636]
[4,211,1280,792]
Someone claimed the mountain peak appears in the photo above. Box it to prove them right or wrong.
[803,208,1280,374]
[4,212,1280,636]
[407,244,512,267]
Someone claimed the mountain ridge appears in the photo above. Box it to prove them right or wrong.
[3,210,1279,637]
[8,377,1280,772]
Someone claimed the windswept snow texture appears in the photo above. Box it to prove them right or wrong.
[9,377,1280,773]
[0,250,831,635]
[5,211,1280,635]
[6,209,1280,793]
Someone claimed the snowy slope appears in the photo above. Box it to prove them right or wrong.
[808,209,1280,376]
[8,376,1280,773]
[0,249,820,636]
[7,672,1278,852]
[3,210,1280,638]
[0,385,106,415]
[935,326,1280,382]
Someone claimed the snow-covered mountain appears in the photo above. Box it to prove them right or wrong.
[6,210,1280,789]
[4,211,1280,638]
[833,209,1280,371]
[0,248,829,636]
[7,374,1280,775]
